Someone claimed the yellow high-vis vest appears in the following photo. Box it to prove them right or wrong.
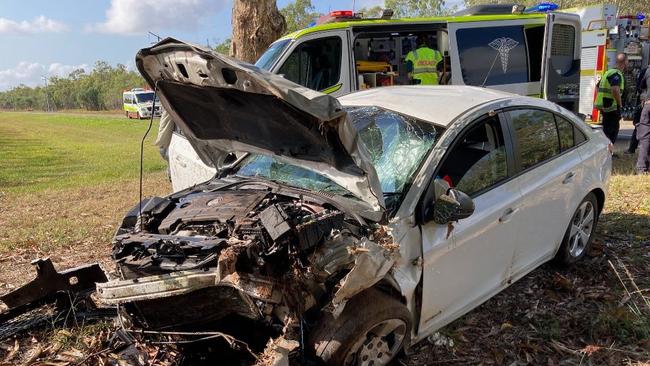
[406,47,443,85]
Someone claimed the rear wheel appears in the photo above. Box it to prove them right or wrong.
[310,288,411,366]
[554,193,598,265]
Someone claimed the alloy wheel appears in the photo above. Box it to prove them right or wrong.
[568,201,595,258]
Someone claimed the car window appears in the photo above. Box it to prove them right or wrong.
[455,25,529,86]
[347,106,442,196]
[555,114,575,151]
[555,114,587,151]
[233,107,444,208]
[509,109,560,170]
[235,155,350,195]
[278,37,342,91]
[438,115,508,197]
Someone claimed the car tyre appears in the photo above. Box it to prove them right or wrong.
[310,288,411,366]
[554,192,599,265]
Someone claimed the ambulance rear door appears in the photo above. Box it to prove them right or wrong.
[541,13,582,113]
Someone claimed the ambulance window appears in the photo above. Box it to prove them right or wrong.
[256,39,291,71]
[550,24,576,74]
[456,26,528,86]
[525,25,544,82]
[277,37,342,92]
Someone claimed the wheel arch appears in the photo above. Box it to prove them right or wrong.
[590,187,605,216]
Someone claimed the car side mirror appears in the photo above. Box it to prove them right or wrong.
[431,181,475,225]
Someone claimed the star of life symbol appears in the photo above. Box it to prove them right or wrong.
[488,37,519,73]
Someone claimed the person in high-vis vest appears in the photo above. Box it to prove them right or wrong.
[405,35,443,85]
[595,53,627,144]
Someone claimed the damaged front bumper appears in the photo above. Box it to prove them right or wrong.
[97,270,282,307]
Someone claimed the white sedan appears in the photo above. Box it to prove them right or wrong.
[101,41,611,365]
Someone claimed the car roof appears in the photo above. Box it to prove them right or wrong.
[338,86,515,127]
[279,13,546,41]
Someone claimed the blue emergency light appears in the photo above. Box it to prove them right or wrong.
[637,12,645,20]
[524,2,559,13]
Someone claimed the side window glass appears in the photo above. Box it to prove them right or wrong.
[574,125,586,144]
[555,114,576,151]
[455,25,528,86]
[509,109,560,170]
[438,115,508,197]
[278,36,342,91]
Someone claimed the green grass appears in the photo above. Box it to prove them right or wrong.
[0,111,166,194]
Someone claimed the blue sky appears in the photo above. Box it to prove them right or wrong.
[0,0,461,90]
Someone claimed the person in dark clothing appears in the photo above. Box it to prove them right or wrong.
[596,54,627,144]
[626,61,650,153]
[636,101,650,173]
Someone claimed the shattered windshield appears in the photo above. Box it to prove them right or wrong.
[255,39,291,71]
[233,107,442,205]
[346,106,442,195]
[234,155,351,196]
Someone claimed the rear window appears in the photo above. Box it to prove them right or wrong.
[456,25,529,86]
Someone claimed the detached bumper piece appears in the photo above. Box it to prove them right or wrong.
[0,258,111,341]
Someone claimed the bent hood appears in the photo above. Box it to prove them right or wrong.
[136,38,384,211]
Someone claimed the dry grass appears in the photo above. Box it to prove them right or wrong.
[0,112,648,365]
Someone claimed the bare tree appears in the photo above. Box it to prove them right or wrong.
[231,0,286,63]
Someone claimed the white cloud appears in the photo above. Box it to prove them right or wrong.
[88,0,228,35]
[0,16,68,34]
[0,62,89,91]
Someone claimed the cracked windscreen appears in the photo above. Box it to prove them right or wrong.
[346,106,443,199]
[232,107,443,207]
[234,155,351,196]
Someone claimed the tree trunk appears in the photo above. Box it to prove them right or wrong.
[231,0,286,63]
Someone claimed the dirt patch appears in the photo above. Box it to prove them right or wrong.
[0,172,171,294]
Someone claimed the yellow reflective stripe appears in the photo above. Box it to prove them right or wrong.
[320,83,343,94]
[413,68,438,73]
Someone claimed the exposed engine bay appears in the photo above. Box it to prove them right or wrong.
[97,180,399,364]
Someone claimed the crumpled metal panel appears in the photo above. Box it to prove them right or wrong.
[96,269,282,304]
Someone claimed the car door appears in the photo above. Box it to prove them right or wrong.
[168,131,216,192]
[418,112,524,335]
[503,108,585,278]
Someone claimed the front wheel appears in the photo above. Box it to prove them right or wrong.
[310,288,411,366]
[554,193,599,265]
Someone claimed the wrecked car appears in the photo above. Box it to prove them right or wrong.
[94,39,612,365]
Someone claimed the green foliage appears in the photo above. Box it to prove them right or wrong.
[384,0,451,17]
[214,38,232,55]
[0,61,145,111]
[356,6,384,18]
[281,0,320,34]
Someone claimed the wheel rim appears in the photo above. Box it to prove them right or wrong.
[568,201,595,258]
[343,319,407,366]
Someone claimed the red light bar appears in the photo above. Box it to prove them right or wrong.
[330,10,353,17]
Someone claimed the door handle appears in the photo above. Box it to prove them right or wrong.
[562,172,575,184]
[499,207,518,223]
